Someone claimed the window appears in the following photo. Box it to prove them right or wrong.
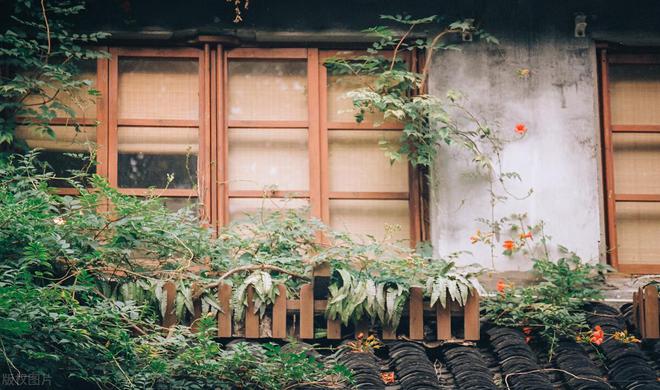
[108,48,209,215]
[17,46,423,243]
[600,50,660,273]
[16,60,106,190]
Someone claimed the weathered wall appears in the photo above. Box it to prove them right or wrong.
[428,30,603,271]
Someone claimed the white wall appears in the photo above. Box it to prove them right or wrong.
[428,33,604,271]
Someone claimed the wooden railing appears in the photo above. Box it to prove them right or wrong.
[633,284,659,339]
[161,280,481,341]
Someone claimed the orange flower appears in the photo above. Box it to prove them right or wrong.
[522,327,532,335]
[380,372,395,384]
[496,280,509,294]
[519,232,532,240]
[515,123,528,135]
[525,336,532,344]
[503,240,515,251]
[590,325,604,345]
[470,231,480,244]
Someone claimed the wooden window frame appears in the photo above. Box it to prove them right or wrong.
[218,48,421,244]
[22,44,424,244]
[219,48,321,226]
[16,49,109,197]
[107,47,212,220]
[600,49,660,273]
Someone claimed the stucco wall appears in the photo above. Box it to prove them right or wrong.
[428,32,604,271]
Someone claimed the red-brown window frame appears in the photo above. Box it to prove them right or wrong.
[216,48,422,244]
[16,49,110,197]
[27,44,424,245]
[107,47,212,221]
[599,49,660,274]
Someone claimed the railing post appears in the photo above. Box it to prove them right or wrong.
[409,287,424,340]
[643,285,659,339]
[436,299,452,340]
[217,283,232,337]
[300,284,314,339]
[272,284,287,339]
[245,286,260,338]
[464,291,480,341]
[162,281,178,330]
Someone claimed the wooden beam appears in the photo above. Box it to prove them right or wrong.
[113,47,201,58]
[227,120,308,128]
[600,49,619,268]
[328,191,409,200]
[618,264,660,274]
[227,48,308,59]
[611,124,660,133]
[326,121,404,130]
[116,118,199,128]
[615,194,660,202]
[228,190,310,199]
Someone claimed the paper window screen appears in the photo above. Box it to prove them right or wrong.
[15,125,97,152]
[228,60,307,121]
[329,130,408,192]
[613,133,660,194]
[229,198,309,222]
[118,127,199,155]
[616,202,660,265]
[610,64,660,125]
[23,64,97,119]
[118,58,199,120]
[327,74,396,124]
[329,199,410,242]
[228,128,309,191]
[118,127,198,189]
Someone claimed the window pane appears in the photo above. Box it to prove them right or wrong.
[118,126,198,188]
[162,197,198,213]
[613,133,660,194]
[229,198,309,222]
[610,64,660,125]
[15,125,97,187]
[228,128,309,191]
[616,202,660,265]
[23,61,97,119]
[329,130,408,192]
[228,60,307,121]
[118,58,199,120]
[329,199,410,242]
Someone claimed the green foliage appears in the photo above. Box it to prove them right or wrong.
[130,319,350,389]
[325,240,485,328]
[483,249,609,358]
[0,153,352,388]
[0,0,109,153]
[324,15,501,169]
[0,284,138,387]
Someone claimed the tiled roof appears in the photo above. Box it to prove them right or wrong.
[332,302,660,389]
